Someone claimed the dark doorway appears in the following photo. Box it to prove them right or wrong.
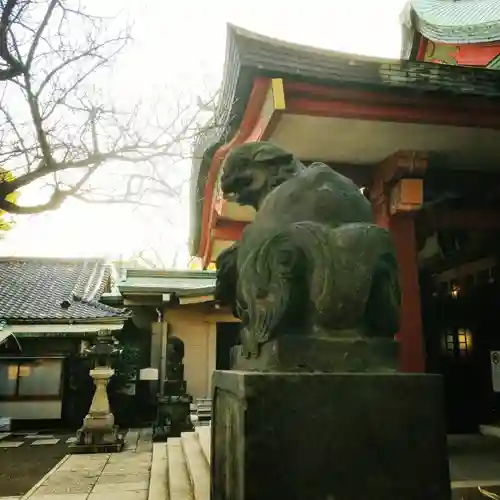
[216,323,240,370]
[420,242,500,434]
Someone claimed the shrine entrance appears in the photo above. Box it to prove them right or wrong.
[419,227,500,433]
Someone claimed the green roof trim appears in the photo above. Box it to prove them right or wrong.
[118,269,216,297]
[401,0,500,58]
[487,54,500,69]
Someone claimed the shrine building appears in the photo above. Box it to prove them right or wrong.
[401,0,500,67]
[190,24,500,433]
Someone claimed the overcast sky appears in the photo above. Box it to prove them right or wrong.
[0,0,408,267]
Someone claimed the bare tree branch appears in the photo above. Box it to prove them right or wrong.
[0,0,220,218]
[25,0,57,70]
[0,0,23,80]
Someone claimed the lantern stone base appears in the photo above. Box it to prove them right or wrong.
[69,426,125,454]
[69,366,124,454]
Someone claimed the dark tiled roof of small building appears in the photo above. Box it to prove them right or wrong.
[0,257,128,322]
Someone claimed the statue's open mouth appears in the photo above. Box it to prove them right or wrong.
[225,192,238,202]
[221,174,253,203]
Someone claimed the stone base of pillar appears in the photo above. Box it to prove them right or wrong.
[231,335,398,373]
[69,366,124,454]
[211,370,451,500]
[69,425,125,454]
[152,379,193,442]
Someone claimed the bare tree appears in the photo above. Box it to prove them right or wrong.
[0,0,216,215]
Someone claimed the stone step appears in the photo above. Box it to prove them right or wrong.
[167,438,194,500]
[181,431,210,500]
[195,426,211,465]
[148,442,168,500]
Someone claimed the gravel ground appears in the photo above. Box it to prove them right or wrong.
[0,432,72,497]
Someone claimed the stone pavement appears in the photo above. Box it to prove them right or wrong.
[18,429,155,500]
[7,427,500,500]
[5,426,211,500]
[0,432,76,448]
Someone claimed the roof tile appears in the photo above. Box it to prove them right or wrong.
[0,257,128,322]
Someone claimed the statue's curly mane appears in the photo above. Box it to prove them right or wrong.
[265,162,303,193]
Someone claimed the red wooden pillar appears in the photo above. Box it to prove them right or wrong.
[390,215,425,372]
[371,152,427,373]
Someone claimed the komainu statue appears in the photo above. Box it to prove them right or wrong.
[215,142,401,371]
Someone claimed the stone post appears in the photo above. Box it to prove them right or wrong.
[82,367,115,430]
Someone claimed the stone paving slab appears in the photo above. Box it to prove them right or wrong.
[45,470,102,483]
[92,481,149,493]
[30,495,88,500]
[30,483,94,496]
[20,428,154,500]
[31,439,60,446]
[100,465,146,475]
[58,455,108,467]
[97,473,149,484]
[0,441,23,448]
[88,491,147,500]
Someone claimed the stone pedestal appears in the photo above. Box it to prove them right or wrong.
[231,335,398,373]
[211,371,451,500]
[70,366,124,454]
[153,379,193,441]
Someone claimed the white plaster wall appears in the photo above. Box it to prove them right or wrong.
[149,321,164,396]
[0,401,62,419]
[148,308,238,400]
[166,311,212,399]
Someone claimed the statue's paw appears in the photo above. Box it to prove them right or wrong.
[241,331,259,359]
[241,345,251,359]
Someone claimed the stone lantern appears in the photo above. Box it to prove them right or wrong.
[69,333,125,453]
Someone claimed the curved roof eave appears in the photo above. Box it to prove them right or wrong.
[188,25,254,257]
[407,0,500,44]
[189,22,500,258]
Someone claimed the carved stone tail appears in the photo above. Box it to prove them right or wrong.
[238,221,400,345]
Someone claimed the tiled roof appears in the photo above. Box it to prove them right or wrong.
[401,0,500,53]
[190,23,500,255]
[0,257,128,322]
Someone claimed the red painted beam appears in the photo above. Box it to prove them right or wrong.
[213,220,248,241]
[286,97,500,129]
[199,78,271,267]
[284,81,498,115]
[416,35,428,61]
